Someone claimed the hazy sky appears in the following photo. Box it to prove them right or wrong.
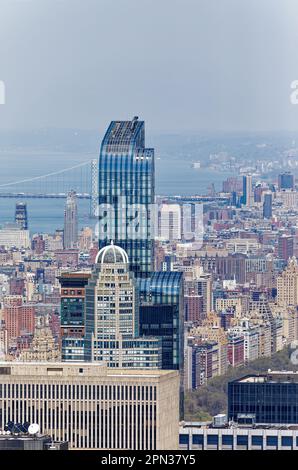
[0,0,298,133]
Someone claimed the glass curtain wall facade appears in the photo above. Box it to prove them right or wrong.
[228,374,298,424]
[15,202,28,230]
[138,271,184,417]
[138,272,184,371]
[59,272,91,362]
[98,117,155,279]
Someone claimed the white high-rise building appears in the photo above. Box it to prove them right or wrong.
[63,190,78,249]
[0,223,30,249]
[158,204,182,241]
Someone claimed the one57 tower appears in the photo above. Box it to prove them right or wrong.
[98,117,154,278]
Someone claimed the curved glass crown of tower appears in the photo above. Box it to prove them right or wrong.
[98,117,154,279]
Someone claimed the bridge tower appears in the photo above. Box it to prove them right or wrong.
[90,159,98,218]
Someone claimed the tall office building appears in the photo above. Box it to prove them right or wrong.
[184,341,220,389]
[15,202,28,230]
[59,272,91,361]
[158,204,182,241]
[222,177,242,193]
[3,304,35,343]
[138,271,184,417]
[277,256,298,307]
[0,362,179,450]
[278,234,294,262]
[262,192,272,219]
[138,272,184,371]
[242,175,253,207]
[98,117,154,278]
[185,273,212,320]
[278,172,294,190]
[84,243,161,368]
[63,190,78,249]
[184,290,204,323]
[254,184,263,203]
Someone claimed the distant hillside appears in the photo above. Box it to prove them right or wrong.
[184,346,298,421]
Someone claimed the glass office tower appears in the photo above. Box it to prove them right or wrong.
[242,174,253,207]
[138,272,184,371]
[263,192,272,219]
[228,371,298,424]
[138,271,184,418]
[278,172,294,190]
[98,117,155,279]
[15,202,28,230]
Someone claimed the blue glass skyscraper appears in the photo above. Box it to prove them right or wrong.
[98,117,154,278]
[138,271,184,418]
[278,172,294,190]
[138,272,184,371]
[263,192,272,219]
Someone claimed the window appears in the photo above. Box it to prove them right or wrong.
[252,435,263,446]
[266,436,278,447]
[179,434,189,445]
[281,436,293,447]
[237,435,248,446]
[207,435,218,445]
[192,434,203,445]
[222,435,233,446]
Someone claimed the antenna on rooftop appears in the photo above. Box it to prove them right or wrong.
[131,116,139,131]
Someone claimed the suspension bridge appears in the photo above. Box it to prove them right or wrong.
[0,159,99,217]
[0,158,230,220]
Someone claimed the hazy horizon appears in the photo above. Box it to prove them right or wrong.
[0,0,298,133]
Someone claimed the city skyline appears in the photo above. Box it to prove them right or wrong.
[0,118,297,452]
[1,0,298,456]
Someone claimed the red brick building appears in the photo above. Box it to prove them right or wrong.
[228,334,244,367]
[3,305,35,342]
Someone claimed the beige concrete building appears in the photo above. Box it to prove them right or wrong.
[189,314,228,376]
[0,225,30,250]
[270,303,298,346]
[0,362,179,450]
[277,256,298,307]
[19,329,60,362]
[276,190,298,210]
[215,297,244,318]
[225,238,260,255]
[184,268,212,318]
[79,227,93,251]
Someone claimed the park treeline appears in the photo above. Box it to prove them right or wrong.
[184,346,297,421]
